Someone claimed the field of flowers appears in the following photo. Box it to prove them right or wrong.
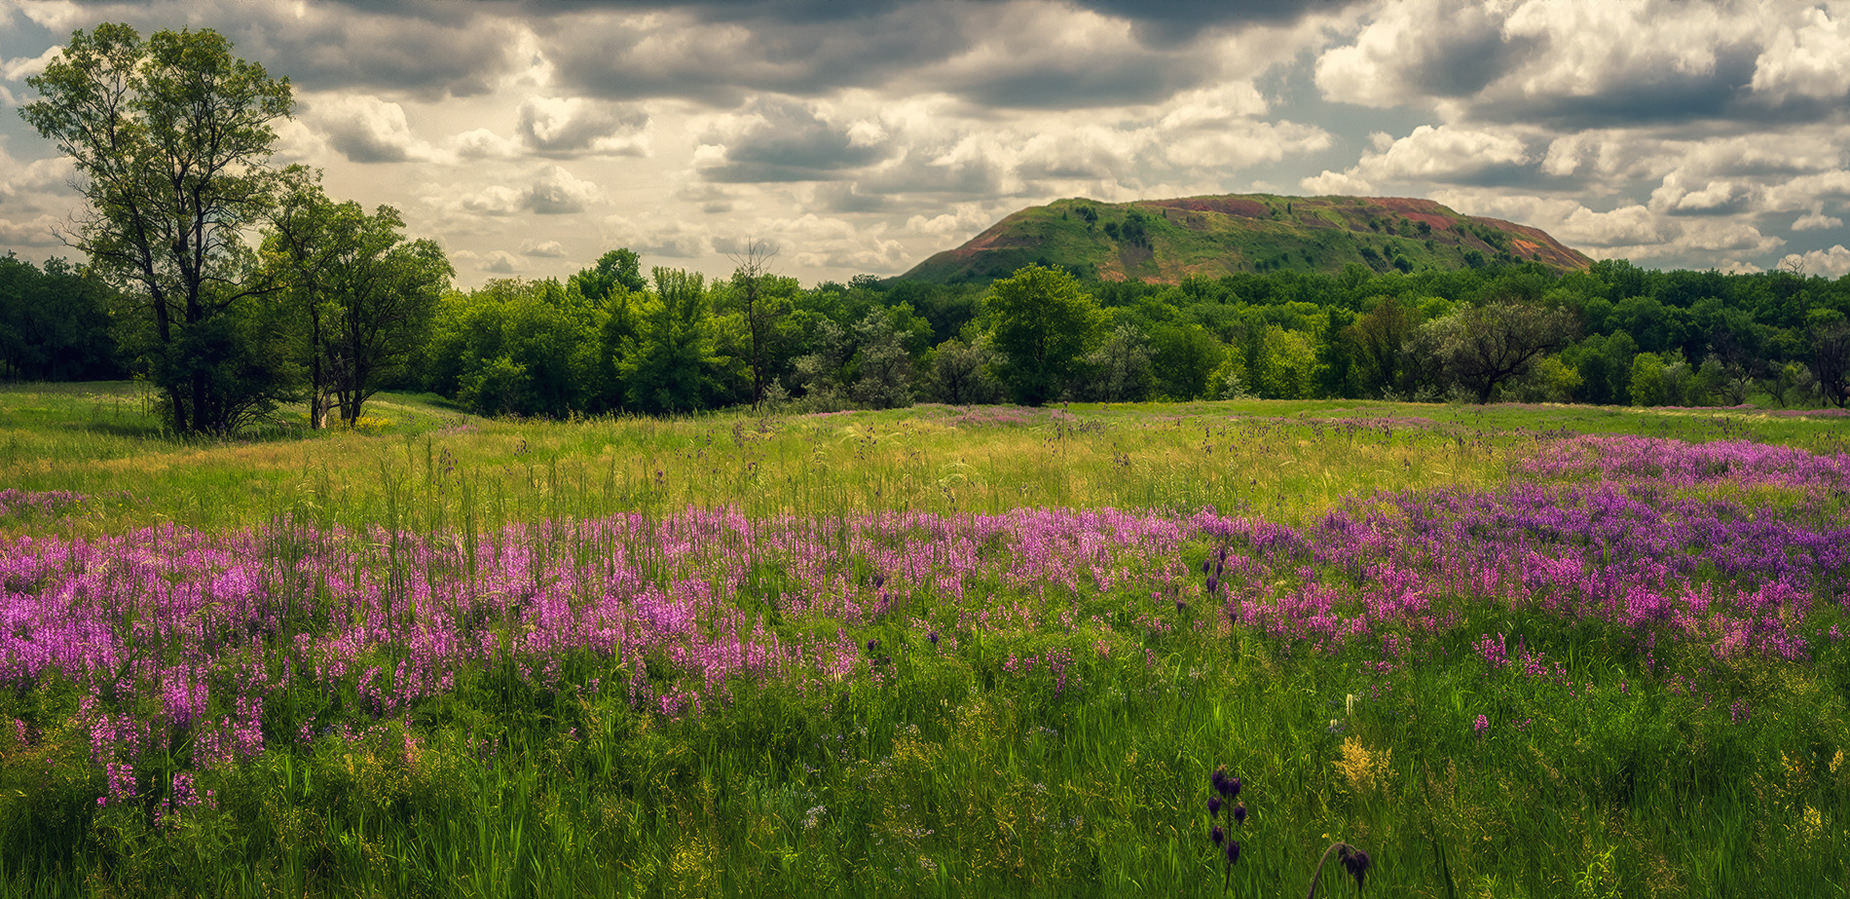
[1,386,1847,897]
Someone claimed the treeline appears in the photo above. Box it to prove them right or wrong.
[0,254,123,381]
[404,254,1850,416]
[11,248,1850,421]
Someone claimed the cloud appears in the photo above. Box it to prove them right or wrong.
[1,45,59,82]
[1750,7,1850,105]
[1316,1,1540,107]
[447,128,521,161]
[697,97,893,182]
[1793,206,1845,231]
[457,166,600,216]
[481,251,521,274]
[1301,124,1533,193]
[1778,244,1850,277]
[520,239,567,258]
[16,0,521,97]
[0,213,67,248]
[522,165,601,214]
[601,215,716,258]
[1316,0,1844,126]
[308,94,432,163]
[515,96,650,156]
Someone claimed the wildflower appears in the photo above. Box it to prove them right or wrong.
[1208,795,1223,817]
[1211,824,1225,845]
[1474,714,1489,736]
[1231,803,1246,825]
[928,630,940,646]
[1224,840,1240,865]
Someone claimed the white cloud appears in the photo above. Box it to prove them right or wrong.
[1778,244,1850,276]
[448,128,520,160]
[308,94,435,163]
[520,239,567,258]
[1750,7,1850,104]
[523,165,600,214]
[1,46,59,82]
[1302,124,1531,194]
[1793,206,1845,231]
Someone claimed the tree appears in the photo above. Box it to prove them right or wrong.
[623,268,720,414]
[263,171,451,427]
[985,264,1104,405]
[924,337,1001,404]
[1345,295,1420,398]
[570,249,647,303]
[22,24,295,434]
[1083,325,1155,402]
[1422,302,1575,403]
[727,240,782,406]
[1808,310,1850,408]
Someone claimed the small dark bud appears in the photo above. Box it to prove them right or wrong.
[1211,825,1224,845]
[1231,803,1246,825]
[928,631,940,646]
[1227,776,1242,799]
[866,639,878,654]
[1211,765,1229,794]
[1206,576,1219,594]
[1201,558,1211,575]
[1207,796,1222,817]
[1224,840,1240,865]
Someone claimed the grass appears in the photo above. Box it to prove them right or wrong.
[0,381,1846,897]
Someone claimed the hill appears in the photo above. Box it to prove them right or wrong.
[900,194,1593,284]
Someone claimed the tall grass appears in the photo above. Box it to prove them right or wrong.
[0,382,1846,897]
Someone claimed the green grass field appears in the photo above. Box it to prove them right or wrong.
[1,382,1846,897]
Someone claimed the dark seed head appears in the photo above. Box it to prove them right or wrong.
[866,639,878,654]
[1207,796,1222,817]
[1211,825,1224,845]
[928,631,940,645]
[1211,765,1229,794]
[1224,840,1240,865]
[1201,558,1211,575]
[1345,849,1370,890]
[1231,803,1246,825]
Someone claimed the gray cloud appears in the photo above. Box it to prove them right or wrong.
[516,97,650,156]
[698,98,893,182]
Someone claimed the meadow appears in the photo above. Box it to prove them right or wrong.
[1,381,1847,897]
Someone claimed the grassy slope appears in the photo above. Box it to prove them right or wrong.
[901,194,1594,284]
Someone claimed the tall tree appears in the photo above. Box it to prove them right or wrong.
[22,24,295,434]
[263,171,450,427]
[623,268,719,414]
[727,240,782,406]
[985,264,1104,405]
[320,207,450,426]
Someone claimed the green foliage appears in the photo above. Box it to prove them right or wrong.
[985,265,1105,405]
[622,268,724,415]
[426,279,601,417]
[21,23,293,434]
[0,255,122,381]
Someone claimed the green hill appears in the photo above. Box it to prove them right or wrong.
[900,194,1593,283]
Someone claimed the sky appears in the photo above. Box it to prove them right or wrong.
[3,0,1850,288]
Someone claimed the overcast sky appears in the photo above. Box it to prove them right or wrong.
[3,0,1850,287]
